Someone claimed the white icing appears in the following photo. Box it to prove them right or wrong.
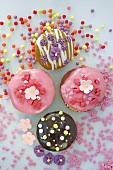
[36,29,73,70]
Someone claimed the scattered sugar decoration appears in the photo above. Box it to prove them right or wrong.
[79,80,93,94]
[34,145,45,157]
[25,86,40,100]
[22,132,35,145]
[18,118,32,132]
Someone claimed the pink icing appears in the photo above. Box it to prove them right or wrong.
[8,69,56,114]
[61,67,106,112]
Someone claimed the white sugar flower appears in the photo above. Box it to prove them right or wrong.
[79,80,93,94]
[25,86,39,100]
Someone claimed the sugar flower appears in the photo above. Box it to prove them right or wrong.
[66,36,71,42]
[61,44,67,51]
[22,132,35,145]
[54,155,65,166]
[50,47,61,60]
[34,145,45,157]
[58,38,65,45]
[43,152,54,165]
[25,86,39,100]
[64,58,70,65]
[47,34,54,41]
[52,40,58,47]
[18,118,32,132]
[40,39,47,46]
[41,56,48,62]
[79,80,93,94]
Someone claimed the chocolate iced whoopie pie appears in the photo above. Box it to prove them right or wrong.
[36,111,77,152]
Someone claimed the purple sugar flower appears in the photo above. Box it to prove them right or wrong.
[41,56,48,62]
[52,40,58,47]
[40,39,47,46]
[47,34,54,41]
[50,47,61,60]
[58,38,65,45]
[43,152,54,165]
[34,145,45,157]
[64,58,70,65]
[54,155,65,166]
[66,36,71,42]
[61,44,67,51]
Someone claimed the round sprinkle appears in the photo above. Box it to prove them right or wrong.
[82,45,87,50]
[38,124,42,128]
[91,9,95,13]
[61,116,65,121]
[24,80,28,84]
[6,34,10,38]
[46,142,51,147]
[110,66,113,70]
[60,136,64,140]
[65,125,70,130]
[41,117,45,121]
[42,135,47,140]
[55,147,60,151]
[37,96,41,100]
[94,38,99,42]
[6,58,10,62]
[51,117,55,121]
[4,49,8,53]
[64,130,68,135]
[109,29,112,32]
[50,129,55,134]
[101,24,104,28]
[67,6,71,10]
[95,29,99,33]
[70,16,74,20]
[7,21,11,25]
[79,57,83,61]
[7,15,12,19]
[39,129,43,133]
[59,111,63,115]
[53,124,58,129]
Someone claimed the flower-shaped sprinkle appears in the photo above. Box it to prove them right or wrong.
[50,47,61,60]
[66,36,71,42]
[40,39,47,46]
[34,145,45,157]
[18,118,32,132]
[43,152,54,165]
[22,132,35,145]
[52,40,58,47]
[41,56,48,62]
[47,34,54,41]
[64,58,70,65]
[54,155,65,166]
[79,80,93,94]
[58,38,65,45]
[25,86,39,100]
[61,44,67,51]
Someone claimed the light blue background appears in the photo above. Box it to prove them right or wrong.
[0,0,113,169]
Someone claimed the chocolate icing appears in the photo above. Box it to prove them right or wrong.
[36,111,77,152]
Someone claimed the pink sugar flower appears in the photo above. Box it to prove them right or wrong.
[22,132,35,145]
[18,118,32,132]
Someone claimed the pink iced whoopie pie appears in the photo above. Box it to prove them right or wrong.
[60,67,106,112]
[8,69,56,114]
